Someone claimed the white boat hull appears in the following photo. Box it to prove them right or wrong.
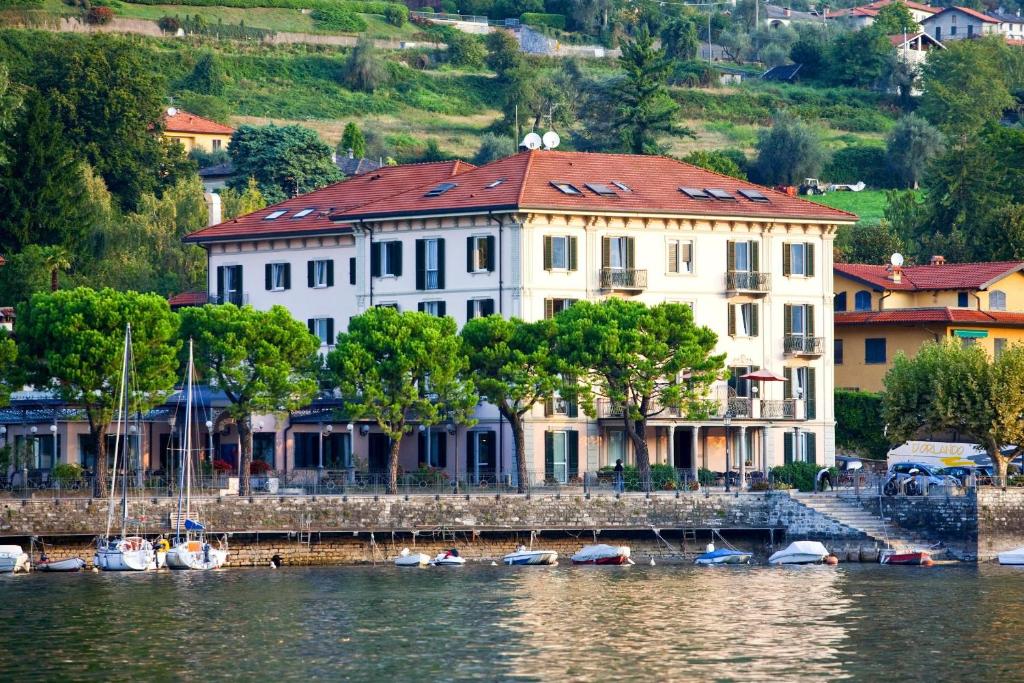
[431,553,466,566]
[165,542,228,570]
[570,544,633,565]
[999,548,1024,565]
[769,541,829,565]
[37,558,86,572]
[395,553,431,567]
[503,550,559,566]
[0,546,30,574]
[769,553,826,565]
[95,538,155,571]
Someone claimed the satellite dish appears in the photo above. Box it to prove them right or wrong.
[890,252,904,267]
[167,107,178,117]
[542,131,560,149]
[521,132,542,150]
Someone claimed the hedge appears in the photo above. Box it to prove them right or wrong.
[124,0,407,22]
[520,12,564,29]
[834,388,889,459]
[312,6,367,31]
[823,143,896,188]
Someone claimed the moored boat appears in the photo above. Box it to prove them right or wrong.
[880,549,933,566]
[431,549,466,566]
[0,545,30,574]
[95,537,156,571]
[570,544,633,565]
[694,545,752,566]
[768,541,829,565]
[395,548,431,567]
[36,557,86,572]
[999,547,1024,565]
[503,546,558,566]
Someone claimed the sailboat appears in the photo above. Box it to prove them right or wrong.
[165,341,228,571]
[94,325,157,572]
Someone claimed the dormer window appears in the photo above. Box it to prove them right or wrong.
[551,181,582,195]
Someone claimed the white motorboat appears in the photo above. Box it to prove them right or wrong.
[95,325,156,572]
[768,541,829,565]
[431,549,466,566]
[165,342,229,572]
[395,548,431,567]
[998,547,1024,565]
[503,546,558,566]
[36,557,86,572]
[570,544,633,565]
[694,544,752,566]
[0,545,30,573]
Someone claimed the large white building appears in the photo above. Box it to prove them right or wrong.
[184,151,856,485]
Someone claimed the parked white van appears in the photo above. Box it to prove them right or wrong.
[886,441,989,469]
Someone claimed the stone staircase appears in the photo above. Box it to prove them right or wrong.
[793,493,924,551]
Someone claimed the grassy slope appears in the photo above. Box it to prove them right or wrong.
[807,190,889,224]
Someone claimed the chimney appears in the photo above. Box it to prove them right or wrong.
[784,6,792,16]
[890,266,902,283]
[930,255,946,266]
[204,192,222,227]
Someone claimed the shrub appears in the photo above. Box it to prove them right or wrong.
[158,15,181,32]
[250,460,271,475]
[383,3,408,25]
[312,6,367,31]
[444,29,486,68]
[212,459,234,473]
[770,461,834,492]
[85,5,113,23]
[698,467,716,485]
[52,463,84,485]
[681,149,747,180]
[520,12,564,29]
[834,389,890,459]
[823,143,894,188]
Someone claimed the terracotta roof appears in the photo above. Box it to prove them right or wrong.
[831,0,937,18]
[184,160,473,243]
[889,32,923,45]
[836,309,1024,326]
[834,261,1024,291]
[163,108,235,136]
[168,292,209,308]
[924,6,999,23]
[0,306,13,320]
[338,150,857,223]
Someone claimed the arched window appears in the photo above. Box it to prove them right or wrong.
[834,292,847,312]
[990,290,1007,311]
[854,290,872,311]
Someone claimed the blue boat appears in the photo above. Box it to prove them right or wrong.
[694,547,752,565]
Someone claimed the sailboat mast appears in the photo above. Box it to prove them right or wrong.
[104,324,130,540]
[184,341,194,526]
[121,324,133,539]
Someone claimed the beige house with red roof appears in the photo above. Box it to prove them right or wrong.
[921,6,999,41]
[162,107,235,154]
[834,257,1024,392]
[185,150,856,485]
[829,0,939,29]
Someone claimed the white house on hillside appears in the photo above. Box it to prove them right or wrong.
[921,6,999,41]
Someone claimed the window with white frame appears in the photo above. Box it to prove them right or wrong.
[312,260,331,288]
[469,236,493,273]
[990,290,1007,311]
[551,236,568,269]
[270,263,288,291]
[607,237,628,269]
[667,239,693,274]
[729,302,759,337]
[785,242,815,277]
[467,298,495,320]
[308,318,334,346]
[425,239,440,290]
[421,300,444,316]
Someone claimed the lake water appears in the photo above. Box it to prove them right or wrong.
[2,563,1023,681]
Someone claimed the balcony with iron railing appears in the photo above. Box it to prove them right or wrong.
[759,399,797,420]
[726,271,770,295]
[784,334,824,357]
[600,268,648,292]
[595,395,806,422]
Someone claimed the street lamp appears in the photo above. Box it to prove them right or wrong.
[723,412,733,493]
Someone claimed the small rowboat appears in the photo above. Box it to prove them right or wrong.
[694,548,752,566]
[431,550,466,567]
[570,544,633,565]
[36,557,86,572]
[880,550,933,566]
[503,547,558,566]
[395,548,431,567]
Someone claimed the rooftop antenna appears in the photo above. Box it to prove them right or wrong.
[542,131,560,150]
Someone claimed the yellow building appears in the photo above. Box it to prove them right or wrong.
[834,257,1024,392]
[162,107,234,154]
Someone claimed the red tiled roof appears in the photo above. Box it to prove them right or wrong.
[338,150,858,223]
[836,309,1024,326]
[835,261,1024,291]
[832,0,937,17]
[0,306,13,320]
[168,292,209,308]
[184,160,474,243]
[925,6,999,22]
[163,108,236,136]
[889,32,925,45]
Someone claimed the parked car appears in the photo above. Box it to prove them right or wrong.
[883,462,960,496]
[937,465,993,486]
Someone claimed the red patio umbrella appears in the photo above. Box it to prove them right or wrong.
[739,369,787,382]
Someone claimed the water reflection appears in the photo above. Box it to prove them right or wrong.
[1,564,1022,681]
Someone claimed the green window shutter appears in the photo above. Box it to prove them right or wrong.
[326,260,334,287]
[728,304,736,336]
[392,242,402,277]
[752,304,759,337]
[349,257,356,285]
[436,239,446,289]
[216,266,224,299]
[543,236,552,270]
[567,397,578,418]
[726,240,735,272]
[602,237,610,268]
[751,241,760,271]
[544,299,554,320]
[807,305,815,336]
[415,239,425,290]
[807,368,817,419]
[626,237,635,268]
[417,302,425,312]
[467,299,475,320]
[283,263,291,290]
[437,301,446,317]
[784,432,793,464]
[467,236,474,272]
[327,318,334,345]
[783,367,793,398]
[307,318,315,335]
[667,240,678,273]
[806,243,815,276]
[568,236,578,271]
[782,244,791,276]
[307,261,315,288]
[544,432,554,481]
[370,243,381,277]
[567,430,579,478]
[544,397,553,416]
[806,433,817,464]
[482,299,495,316]
[265,264,272,290]
[783,304,792,337]
[486,236,496,271]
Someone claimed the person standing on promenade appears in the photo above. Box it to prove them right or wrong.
[816,467,833,493]
[614,459,625,493]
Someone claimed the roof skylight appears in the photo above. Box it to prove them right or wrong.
[738,189,770,203]
[585,182,617,197]
[679,187,710,199]
[706,188,736,201]
[424,182,457,197]
[486,178,506,189]
[264,210,287,220]
[551,181,583,195]
[612,181,632,192]
[293,208,314,218]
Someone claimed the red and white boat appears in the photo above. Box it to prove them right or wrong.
[880,549,933,566]
[570,544,633,565]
